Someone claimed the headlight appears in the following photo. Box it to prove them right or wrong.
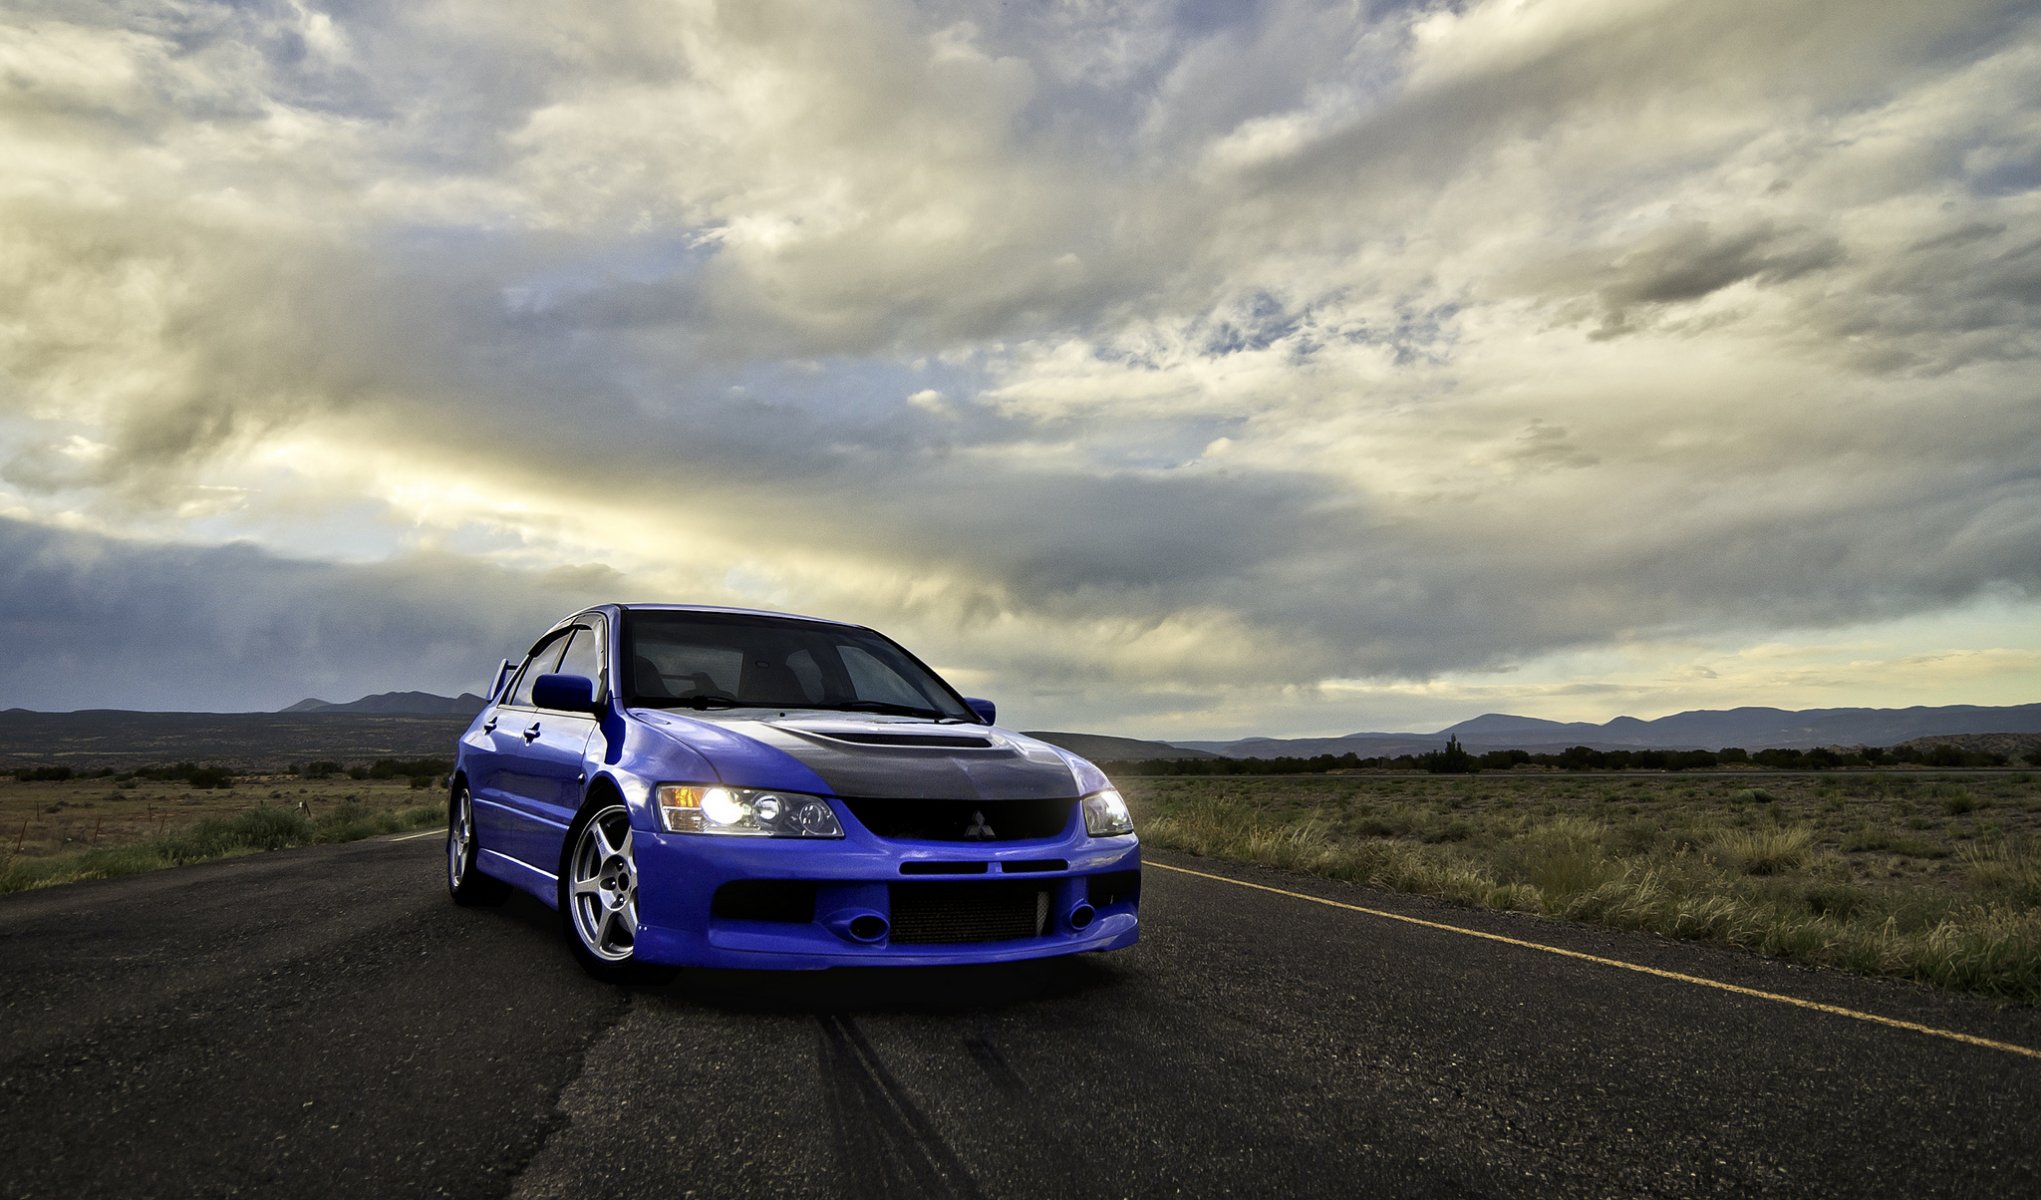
[656,784,843,837]
[1081,788,1134,837]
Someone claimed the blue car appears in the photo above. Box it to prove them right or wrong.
[447,604,1140,979]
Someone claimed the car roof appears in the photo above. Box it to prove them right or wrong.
[600,602,863,630]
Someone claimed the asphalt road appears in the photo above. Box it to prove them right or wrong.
[3,836,2039,1198]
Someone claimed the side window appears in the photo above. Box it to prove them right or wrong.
[506,634,569,708]
[555,626,602,690]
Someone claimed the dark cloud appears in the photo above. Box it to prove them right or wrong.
[0,517,614,711]
[1589,221,1843,336]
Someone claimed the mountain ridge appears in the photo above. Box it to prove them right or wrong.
[282,691,487,716]
[1174,703,2041,759]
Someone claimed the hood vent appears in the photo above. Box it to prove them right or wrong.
[814,731,997,750]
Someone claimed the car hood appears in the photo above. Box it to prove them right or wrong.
[630,710,1088,800]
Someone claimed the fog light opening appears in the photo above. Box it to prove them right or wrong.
[823,908,891,944]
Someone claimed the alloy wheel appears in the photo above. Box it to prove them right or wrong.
[568,805,639,962]
[448,788,474,889]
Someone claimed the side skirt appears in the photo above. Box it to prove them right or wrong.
[478,848,561,910]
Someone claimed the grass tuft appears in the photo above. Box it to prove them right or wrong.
[1709,826,1813,875]
[1962,838,2041,906]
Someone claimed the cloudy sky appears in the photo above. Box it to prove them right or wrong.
[2,0,2037,737]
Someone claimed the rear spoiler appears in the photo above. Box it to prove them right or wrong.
[486,658,515,703]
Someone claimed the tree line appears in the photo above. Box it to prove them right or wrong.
[13,757,454,789]
[1105,737,2039,776]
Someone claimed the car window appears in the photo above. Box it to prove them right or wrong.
[633,642,745,699]
[838,645,937,708]
[506,634,569,708]
[786,648,825,697]
[555,625,602,690]
[620,610,973,718]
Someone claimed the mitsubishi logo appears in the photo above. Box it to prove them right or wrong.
[963,809,996,840]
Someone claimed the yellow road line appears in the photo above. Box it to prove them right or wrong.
[388,829,442,843]
[1148,859,2041,1062]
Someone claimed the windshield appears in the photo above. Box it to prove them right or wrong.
[619,610,977,720]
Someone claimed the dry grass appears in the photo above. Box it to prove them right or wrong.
[0,775,443,893]
[1124,771,2041,1005]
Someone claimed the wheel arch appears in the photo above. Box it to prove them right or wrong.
[581,772,628,812]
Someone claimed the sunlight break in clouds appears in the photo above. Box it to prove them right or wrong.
[1,0,2037,734]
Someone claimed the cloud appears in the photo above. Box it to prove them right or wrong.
[0,0,2038,734]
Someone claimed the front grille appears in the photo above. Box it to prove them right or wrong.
[889,882,1049,944]
[843,797,1075,842]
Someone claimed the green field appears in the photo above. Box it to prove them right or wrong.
[1122,771,2041,1005]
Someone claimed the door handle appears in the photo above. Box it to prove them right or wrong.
[482,717,497,733]
[524,722,543,742]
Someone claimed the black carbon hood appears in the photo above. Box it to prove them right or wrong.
[714,717,1082,801]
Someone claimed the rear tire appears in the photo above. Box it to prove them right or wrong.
[560,800,675,985]
[447,784,510,906]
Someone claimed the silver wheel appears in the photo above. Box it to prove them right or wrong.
[568,805,639,962]
[448,787,474,889]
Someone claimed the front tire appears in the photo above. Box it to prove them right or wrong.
[447,784,510,906]
[560,801,674,984]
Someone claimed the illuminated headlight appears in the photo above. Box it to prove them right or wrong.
[1081,788,1134,837]
[656,785,843,837]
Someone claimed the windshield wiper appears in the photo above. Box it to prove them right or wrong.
[640,694,743,710]
[814,700,950,719]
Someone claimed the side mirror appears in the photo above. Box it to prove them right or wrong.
[963,697,997,725]
[532,673,602,714]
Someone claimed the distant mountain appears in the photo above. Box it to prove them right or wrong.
[1175,703,2041,758]
[283,691,486,717]
[1023,731,1219,762]
[0,710,475,771]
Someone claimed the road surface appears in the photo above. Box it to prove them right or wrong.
[2,834,2037,1197]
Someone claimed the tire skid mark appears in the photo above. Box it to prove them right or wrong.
[961,1034,1024,1095]
[817,1014,985,1200]
[959,1031,1094,1198]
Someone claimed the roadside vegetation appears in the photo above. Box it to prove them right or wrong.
[1110,738,2040,776]
[1122,772,2041,1005]
[0,764,447,894]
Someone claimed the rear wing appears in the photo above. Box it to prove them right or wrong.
[486,658,515,703]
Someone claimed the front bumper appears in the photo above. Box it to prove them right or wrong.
[630,825,1141,970]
